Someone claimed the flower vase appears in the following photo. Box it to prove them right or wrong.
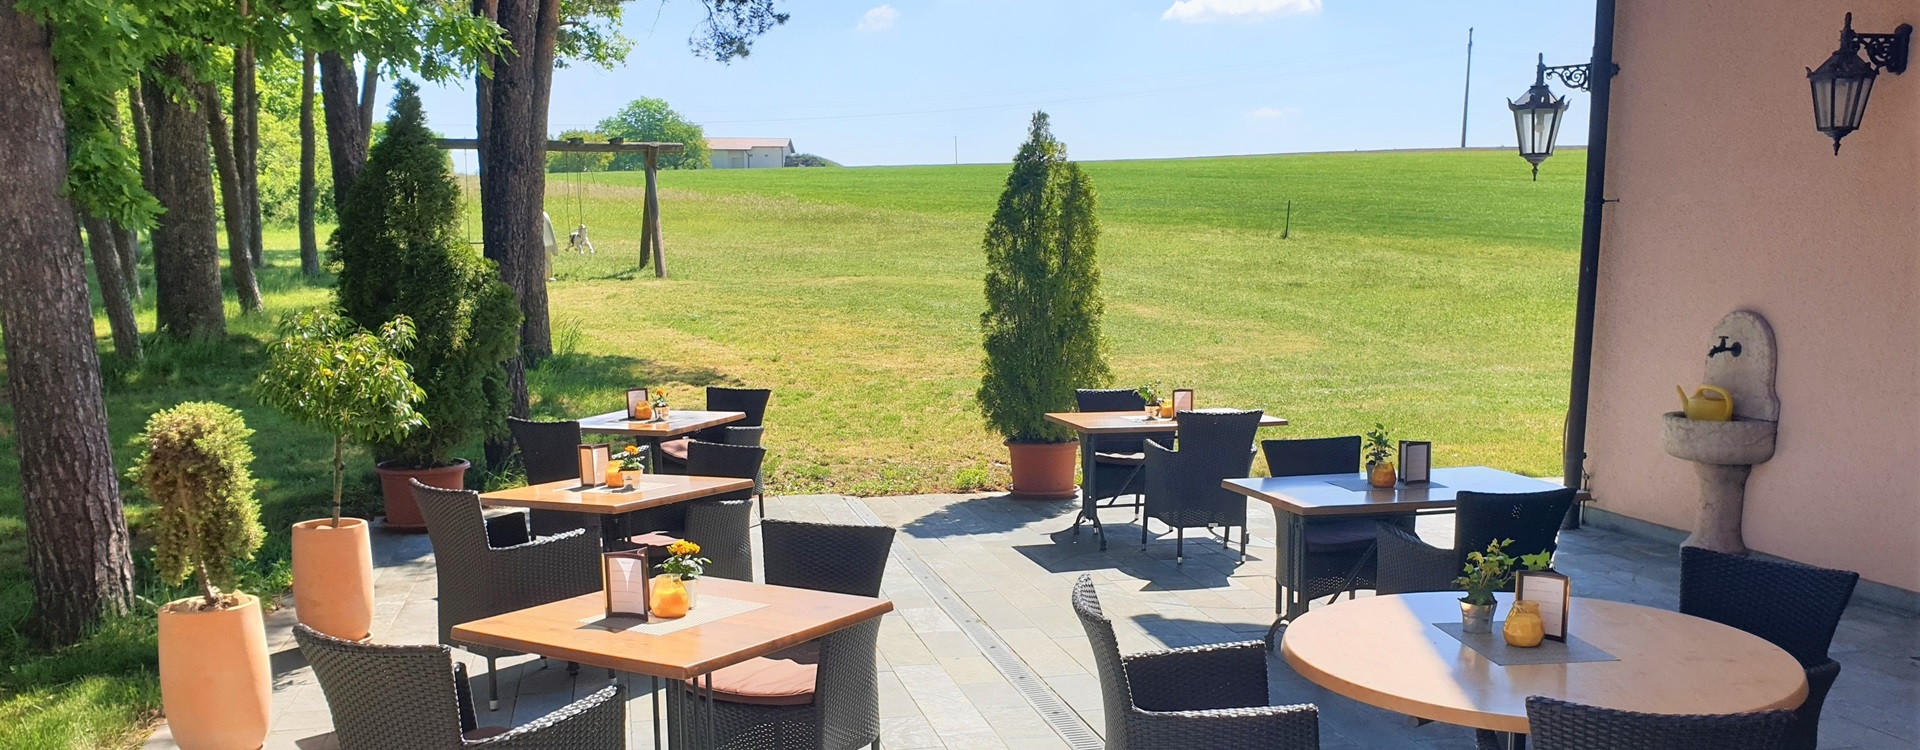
[1368,461,1398,488]
[650,574,690,618]
[1503,601,1545,647]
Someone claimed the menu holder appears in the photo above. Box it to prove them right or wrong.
[626,388,650,420]
[578,444,610,487]
[1399,440,1431,484]
[1171,388,1194,412]
[603,550,652,620]
[1516,569,1571,642]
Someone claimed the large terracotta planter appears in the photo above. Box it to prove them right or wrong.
[291,517,375,640]
[159,594,271,750]
[375,459,469,532]
[1006,440,1079,500]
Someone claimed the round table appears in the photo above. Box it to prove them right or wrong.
[1280,592,1807,735]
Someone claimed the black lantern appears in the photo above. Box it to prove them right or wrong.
[1510,56,1570,181]
[1808,13,1910,154]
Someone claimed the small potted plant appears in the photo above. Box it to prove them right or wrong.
[257,309,425,640]
[608,444,647,487]
[1454,539,1516,633]
[651,540,711,618]
[131,403,271,750]
[651,392,671,421]
[1136,382,1164,419]
[1365,423,1397,488]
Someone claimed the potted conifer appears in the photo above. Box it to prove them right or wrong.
[132,403,271,750]
[331,80,521,529]
[977,112,1111,499]
[257,309,425,640]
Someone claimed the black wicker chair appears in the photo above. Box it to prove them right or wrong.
[293,624,626,749]
[505,417,613,538]
[1374,488,1577,595]
[1680,546,1858,750]
[413,481,601,709]
[669,519,895,749]
[1524,696,1794,750]
[681,440,765,581]
[1071,574,1320,749]
[1075,389,1174,514]
[1142,409,1262,563]
[1260,437,1409,607]
[658,386,772,469]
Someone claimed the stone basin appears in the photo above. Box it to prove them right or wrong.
[1661,412,1777,466]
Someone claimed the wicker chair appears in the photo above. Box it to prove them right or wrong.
[293,624,626,749]
[680,440,765,581]
[1075,389,1174,513]
[1261,437,1410,608]
[1374,488,1577,595]
[1680,546,1857,750]
[668,520,895,750]
[658,386,772,470]
[1071,575,1319,749]
[505,417,610,538]
[1523,696,1794,750]
[413,480,601,709]
[1142,409,1262,563]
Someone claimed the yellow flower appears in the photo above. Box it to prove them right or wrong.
[623,445,641,455]
[668,540,700,557]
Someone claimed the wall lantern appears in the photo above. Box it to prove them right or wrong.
[1510,54,1595,180]
[1808,13,1911,154]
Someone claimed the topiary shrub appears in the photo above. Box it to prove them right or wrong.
[331,79,521,470]
[130,402,265,609]
[977,112,1110,444]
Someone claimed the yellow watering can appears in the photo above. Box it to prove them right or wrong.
[1676,385,1734,421]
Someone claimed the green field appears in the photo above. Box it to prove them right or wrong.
[0,147,1584,748]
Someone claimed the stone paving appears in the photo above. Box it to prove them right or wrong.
[145,492,1919,749]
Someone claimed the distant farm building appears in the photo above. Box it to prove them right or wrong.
[707,138,793,169]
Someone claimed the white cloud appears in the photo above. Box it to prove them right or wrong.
[1163,0,1322,24]
[856,5,899,32]
[1247,106,1301,120]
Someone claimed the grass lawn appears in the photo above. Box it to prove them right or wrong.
[0,146,1583,748]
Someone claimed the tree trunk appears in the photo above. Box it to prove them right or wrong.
[126,84,155,195]
[0,6,136,647]
[358,59,377,151]
[481,0,559,362]
[317,51,366,214]
[82,213,142,361]
[111,222,140,298]
[472,0,495,170]
[299,50,319,275]
[234,33,264,268]
[145,60,227,340]
[203,84,265,314]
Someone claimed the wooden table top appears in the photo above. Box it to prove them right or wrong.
[578,409,745,438]
[451,578,894,680]
[479,476,753,515]
[1044,410,1288,434]
[1223,466,1565,517]
[1280,592,1808,734]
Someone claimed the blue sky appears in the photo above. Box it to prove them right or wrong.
[412,0,1600,167]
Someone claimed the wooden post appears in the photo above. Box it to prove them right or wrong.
[644,148,666,278]
[637,147,653,273]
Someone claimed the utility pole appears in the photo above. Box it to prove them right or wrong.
[1461,27,1474,148]
[953,136,959,165]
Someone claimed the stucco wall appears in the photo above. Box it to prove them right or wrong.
[1590,0,1920,592]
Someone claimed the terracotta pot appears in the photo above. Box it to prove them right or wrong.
[1368,461,1398,488]
[1006,440,1079,500]
[159,594,271,750]
[290,518,375,640]
[375,459,469,532]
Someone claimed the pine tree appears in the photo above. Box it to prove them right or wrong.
[978,112,1110,444]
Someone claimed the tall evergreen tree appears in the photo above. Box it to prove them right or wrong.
[978,112,1109,444]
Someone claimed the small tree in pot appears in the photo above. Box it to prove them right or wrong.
[131,402,272,749]
[257,309,425,640]
[977,112,1110,499]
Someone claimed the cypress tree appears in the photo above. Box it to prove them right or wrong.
[978,112,1110,444]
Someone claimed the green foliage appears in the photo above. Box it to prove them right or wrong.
[598,98,711,170]
[1136,381,1162,405]
[784,153,837,167]
[256,53,335,225]
[977,112,1109,444]
[557,0,633,68]
[1454,539,1551,605]
[129,403,265,607]
[1365,423,1393,466]
[548,129,613,173]
[332,80,521,469]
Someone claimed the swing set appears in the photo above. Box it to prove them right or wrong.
[440,137,685,278]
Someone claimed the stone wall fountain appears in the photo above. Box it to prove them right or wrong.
[1660,310,1779,554]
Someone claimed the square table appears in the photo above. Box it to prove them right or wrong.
[579,409,747,470]
[1044,410,1288,549]
[480,476,752,549]
[1223,466,1567,637]
[452,579,893,749]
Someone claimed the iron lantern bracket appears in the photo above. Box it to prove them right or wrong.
[1539,62,1619,93]
[1855,24,1912,74]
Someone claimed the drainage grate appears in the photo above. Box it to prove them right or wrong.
[849,499,1104,750]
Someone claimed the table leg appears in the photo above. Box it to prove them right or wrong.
[600,515,623,551]
[703,672,717,748]
[1266,510,1307,650]
[1062,431,1101,545]
[651,676,663,750]
[1495,731,1527,750]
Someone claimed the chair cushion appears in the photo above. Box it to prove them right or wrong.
[1093,451,1145,466]
[659,438,690,462]
[691,642,819,706]
[1306,520,1381,553]
[627,532,681,548]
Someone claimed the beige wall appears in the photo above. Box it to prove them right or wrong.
[1590,0,1920,592]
